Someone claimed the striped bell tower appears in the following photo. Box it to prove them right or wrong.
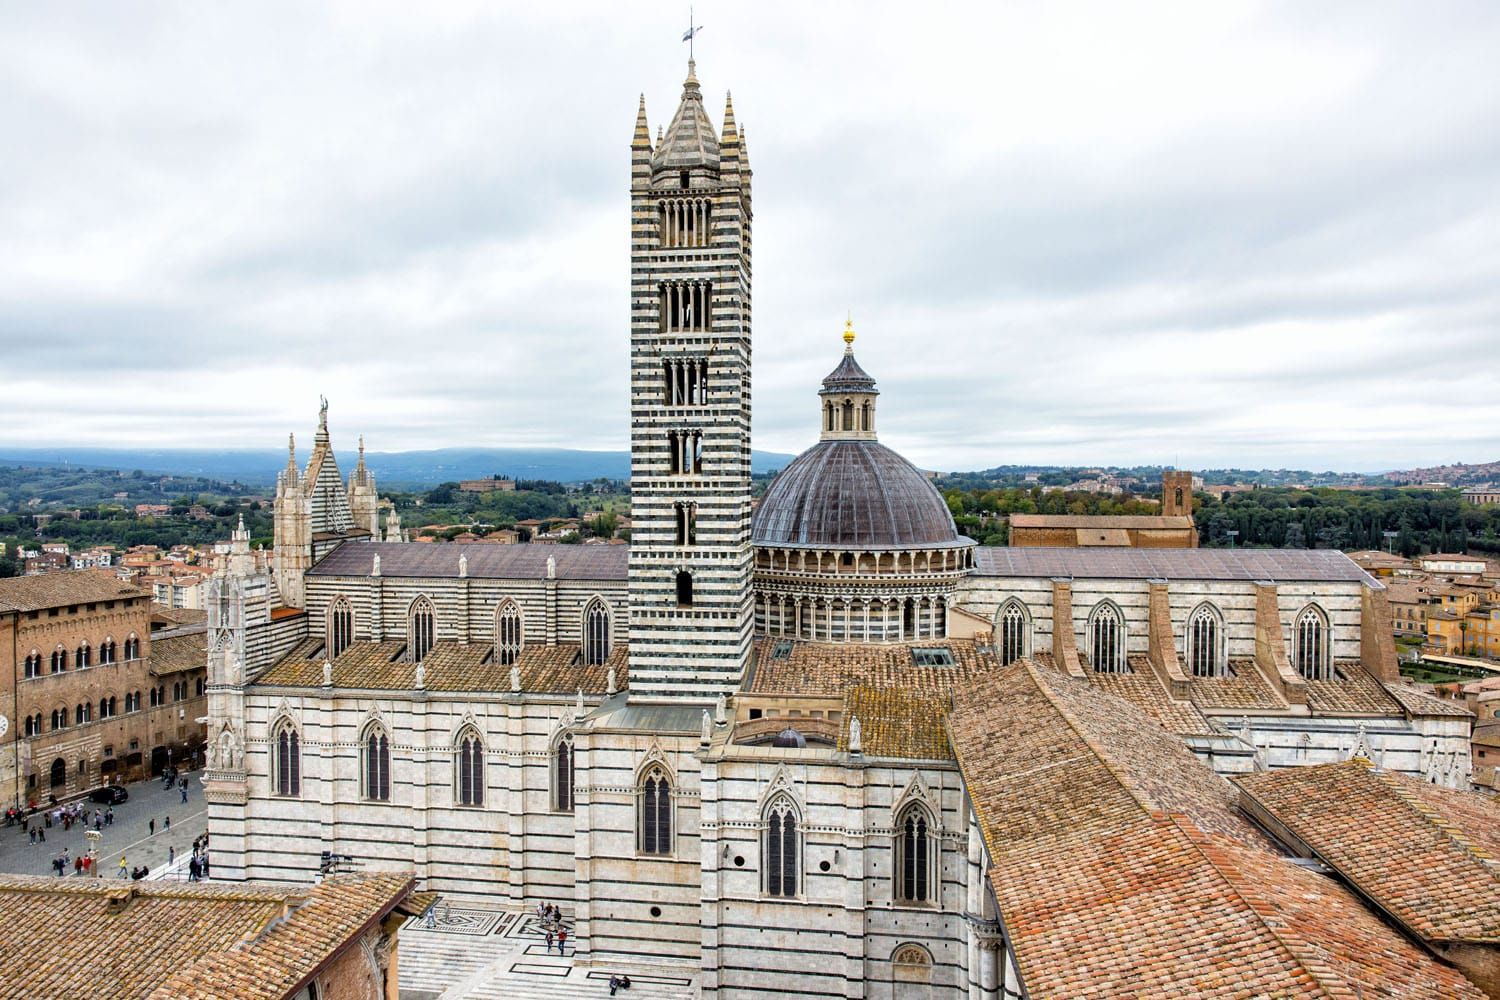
[627,61,754,702]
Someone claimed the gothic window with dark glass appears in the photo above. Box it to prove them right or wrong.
[1089,603,1125,673]
[553,736,575,812]
[1295,606,1329,680]
[275,723,301,797]
[998,600,1028,665]
[363,727,390,801]
[639,766,672,855]
[584,600,610,666]
[326,596,354,660]
[896,804,934,904]
[1187,603,1222,678]
[496,600,524,666]
[764,797,799,898]
[456,730,484,807]
[408,597,435,664]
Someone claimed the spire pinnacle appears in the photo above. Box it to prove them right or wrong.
[685,59,699,89]
[287,433,296,464]
[721,91,738,145]
[843,314,856,350]
[633,94,652,150]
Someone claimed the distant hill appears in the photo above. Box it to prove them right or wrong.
[0,447,797,488]
[1379,460,1500,487]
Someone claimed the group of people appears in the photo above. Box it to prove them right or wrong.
[186,834,210,881]
[606,974,633,995]
[162,768,190,803]
[536,902,569,956]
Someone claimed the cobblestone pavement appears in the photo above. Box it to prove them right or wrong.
[0,772,208,879]
[400,903,697,1000]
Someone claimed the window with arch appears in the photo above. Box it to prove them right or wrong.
[495,601,524,666]
[50,647,66,673]
[51,708,66,731]
[75,703,89,726]
[75,644,91,669]
[895,803,936,904]
[1186,603,1223,677]
[408,597,435,664]
[50,758,66,788]
[638,765,672,856]
[892,944,934,987]
[997,600,1029,666]
[363,726,390,801]
[99,640,116,664]
[1089,603,1126,673]
[456,729,484,807]
[1294,605,1330,680]
[326,597,354,660]
[583,600,610,666]
[124,635,140,660]
[24,714,41,737]
[23,652,41,679]
[553,736,575,812]
[273,721,301,797]
[764,796,799,898]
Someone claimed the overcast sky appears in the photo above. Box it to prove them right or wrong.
[3,2,1499,473]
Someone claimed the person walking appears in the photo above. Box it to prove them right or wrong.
[180,782,188,804]
[164,815,170,832]
[73,856,82,876]
[118,855,127,878]
[148,819,154,836]
[556,928,567,956]
[168,845,175,864]
[545,928,554,953]
[36,825,44,843]
[105,807,113,827]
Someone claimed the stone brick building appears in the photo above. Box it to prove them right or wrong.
[199,58,1491,999]
[0,571,208,804]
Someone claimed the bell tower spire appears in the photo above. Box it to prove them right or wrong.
[628,58,753,702]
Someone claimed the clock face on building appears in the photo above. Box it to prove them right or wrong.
[0,715,9,738]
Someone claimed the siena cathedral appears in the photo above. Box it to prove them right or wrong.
[203,60,1497,1000]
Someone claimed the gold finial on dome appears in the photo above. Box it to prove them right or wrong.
[843,314,856,347]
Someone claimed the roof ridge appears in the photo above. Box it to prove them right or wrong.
[1170,817,1346,1000]
[1020,659,1167,821]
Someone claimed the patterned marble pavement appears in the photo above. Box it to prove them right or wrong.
[399,902,698,1000]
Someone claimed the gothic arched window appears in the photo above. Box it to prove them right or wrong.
[553,736,575,813]
[495,601,524,666]
[51,708,66,731]
[997,600,1029,666]
[456,729,484,807]
[1186,603,1223,677]
[50,758,65,788]
[676,571,694,607]
[326,596,354,660]
[75,644,91,669]
[895,803,935,904]
[124,635,140,660]
[408,596,435,664]
[23,652,40,679]
[99,639,116,664]
[363,726,390,802]
[1089,603,1126,673]
[273,722,301,797]
[639,766,673,856]
[583,599,610,666]
[1294,605,1330,680]
[50,647,66,673]
[764,796,799,898]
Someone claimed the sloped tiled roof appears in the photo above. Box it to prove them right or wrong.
[0,873,411,1000]
[947,662,1485,999]
[840,686,951,760]
[1087,658,1215,735]
[256,638,627,696]
[744,638,996,698]
[150,629,208,676]
[972,546,1378,584]
[1384,683,1474,718]
[308,541,626,581]
[1188,659,1286,711]
[1234,758,1500,944]
[1302,662,1403,714]
[0,570,148,613]
[149,873,414,1000]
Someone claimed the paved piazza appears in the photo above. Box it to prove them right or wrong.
[400,903,698,1000]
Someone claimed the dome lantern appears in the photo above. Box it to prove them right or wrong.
[819,316,879,442]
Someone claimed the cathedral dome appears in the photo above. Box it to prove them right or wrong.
[752,439,962,549]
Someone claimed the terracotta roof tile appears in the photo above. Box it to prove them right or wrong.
[149,629,208,675]
[255,638,627,696]
[744,637,995,698]
[840,686,951,759]
[1302,661,1403,714]
[1384,683,1474,718]
[0,570,148,613]
[1084,659,1216,735]
[1234,759,1500,944]
[1187,659,1287,711]
[947,663,1485,999]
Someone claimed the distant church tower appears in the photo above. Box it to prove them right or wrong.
[627,61,754,701]
[272,399,360,608]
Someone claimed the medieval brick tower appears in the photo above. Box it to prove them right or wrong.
[627,61,754,701]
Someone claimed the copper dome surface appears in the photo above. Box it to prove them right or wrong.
[752,440,964,549]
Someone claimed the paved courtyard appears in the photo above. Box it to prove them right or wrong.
[400,903,698,1000]
[0,772,208,879]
